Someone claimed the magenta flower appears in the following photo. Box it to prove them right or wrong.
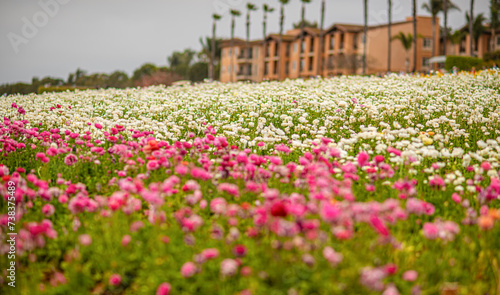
[41,204,55,216]
[109,274,122,286]
[232,245,247,257]
[180,261,197,278]
[156,282,171,295]
[357,152,370,167]
[147,160,160,170]
[95,123,103,129]
[64,154,78,166]
[200,248,220,261]
[422,223,439,239]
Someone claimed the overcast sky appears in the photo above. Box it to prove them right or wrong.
[0,0,490,84]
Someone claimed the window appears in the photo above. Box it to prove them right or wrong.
[293,61,297,70]
[286,44,290,57]
[497,36,500,46]
[228,49,232,56]
[422,57,430,67]
[353,34,358,50]
[309,37,314,52]
[340,34,345,50]
[308,56,314,71]
[294,43,298,52]
[301,41,306,53]
[273,61,278,74]
[329,34,335,50]
[285,62,290,74]
[300,59,305,71]
[264,62,269,75]
[423,38,432,49]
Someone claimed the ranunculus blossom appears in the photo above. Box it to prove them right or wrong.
[156,282,171,295]
[180,261,197,278]
[109,274,122,286]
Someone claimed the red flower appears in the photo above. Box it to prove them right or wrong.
[270,202,287,217]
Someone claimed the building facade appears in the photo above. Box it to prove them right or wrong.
[220,16,440,82]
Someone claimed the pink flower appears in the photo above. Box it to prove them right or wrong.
[147,160,160,170]
[232,245,247,257]
[41,204,55,216]
[357,152,370,167]
[121,235,131,247]
[481,161,491,171]
[422,223,439,239]
[78,234,92,246]
[369,215,390,236]
[322,246,343,266]
[402,270,418,281]
[64,154,78,166]
[210,198,227,214]
[156,282,171,295]
[109,274,122,286]
[200,248,219,261]
[180,261,197,278]
[95,123,103,129]
[320,202,341,222]
[220,258,238,276]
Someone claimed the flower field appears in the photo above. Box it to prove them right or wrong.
[1,71,500,294]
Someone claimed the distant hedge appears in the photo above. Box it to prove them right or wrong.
[484,50,500,62]
[38,86,95,94]
[445,56,483,71]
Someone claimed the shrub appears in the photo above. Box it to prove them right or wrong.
[38,86,95,94]
[445,56,483,71]
[483,50,500,62]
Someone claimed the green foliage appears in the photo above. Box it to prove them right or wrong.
[38,86,95,94]
[445,56,483,71]
[484,50,500,62]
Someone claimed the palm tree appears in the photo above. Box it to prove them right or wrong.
[230,9,241,82]
[412,0,417,72]
[469,0,474,56]
[466,12,486,55]
[443,0,461,55]
[317,0,326,76]
[262,4,274,39]
[299,0,313,76]
[388,0,392,72]
[245,3,258,78]
[392,32,415,72]
[422,0,460,56]
[210,14,221,81]
[491,0,500,51]
[278,0,290,80]
[363,0,368,75]
[449,30,466,54]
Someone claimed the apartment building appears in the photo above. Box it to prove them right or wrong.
[442,25,500,57]
[220,16,438,82]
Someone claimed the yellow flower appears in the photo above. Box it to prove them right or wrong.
[423,137,433,145]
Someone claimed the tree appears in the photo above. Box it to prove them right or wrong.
[469,0,474,56]
[299,0,313,76]
[292,20,318,28]
[491,0,500,51]
[413,0,417,71]
[422,0,460,56]
[392,32,415,72]
[388,0,392,72]
[245,3,258,78]
[278,0,290,80]
[132,63,158,82]
[230,9,241,82]
[108,71,130,88]
[168,49,196,78]
[449,30,466,54]
[466,12,486,54]
[262,4,274,39]
[363,0,368,75]
[317,0,326,76]
[262,4,274,79]
[188,62,209,82]
[210,14,221,81]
